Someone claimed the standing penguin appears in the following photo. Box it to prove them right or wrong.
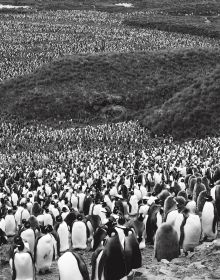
[127,213,146,249]
[34,225,54,274]
[20,221,35,256]
[72,214,88,250]
[5,209,16,237]
[146,201,163,244]
[93,227,127,280]
[215,184,220,219]
[202,195,218,241]
[10,236,35,280]
[154,222,180,262]
[180,208,202,255]
[124,228,142,276]
[58,251,90,280]
[54,215,69,253]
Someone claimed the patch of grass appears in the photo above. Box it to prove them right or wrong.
[0,48,220,140]
[123,13,220,39]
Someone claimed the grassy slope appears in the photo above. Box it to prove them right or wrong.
[142,65,220,139]
[0,48,220,137]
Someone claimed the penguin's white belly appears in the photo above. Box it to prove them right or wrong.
[72,223,87,249]
[166,210,179,225]
[202,204,217,239]
[58,224,69,252]
[58,252,83,280]
[35,235,53,271]
[14,253,34,280]
[5,217,16,236]
[20,230,35,255]
[183,216,201,251]
[173,214,184,241]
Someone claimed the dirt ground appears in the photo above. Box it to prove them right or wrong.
[2,236,220,280]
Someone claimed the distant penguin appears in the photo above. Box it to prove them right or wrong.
[58,251,90,280]
[96,228,127,280]
[154,223,179,261]
[55,216,69,253]
[177,190,188,201]
[197,190,207,213]
[34,226,54,274]
[5,209,16,237]
[10,237,35,280]
[180,210,201,254]
[124,228,142,275]
[202,195,218,241]
[72,214,88,250]
[193,177,206,202]
[20,221,35,256]
[188,176,197,196]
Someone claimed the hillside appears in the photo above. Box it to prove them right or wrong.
[0,48,220,138]
[142,64,220,139]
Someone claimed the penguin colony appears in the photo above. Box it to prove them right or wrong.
[0,126,220,279]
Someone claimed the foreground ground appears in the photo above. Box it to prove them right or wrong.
[2,239,220,280]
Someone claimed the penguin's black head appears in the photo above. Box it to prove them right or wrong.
[137,213,144,222]
[46,225,53,233]
[56,215,63,223]
[14,235,24,251]
[118,216,126,225]
[205,195,213,202]
[77,214,83,221]
[106,227,117,238]
[24,221,31,229]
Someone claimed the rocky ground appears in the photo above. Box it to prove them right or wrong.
[1,239,220,280]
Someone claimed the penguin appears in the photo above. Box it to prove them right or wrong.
[34,225,54,274]
[201,195,218,241]
[72,214,88,250]
[10,236,35,280]
[64,209,77,232]
[127,213,146,249]
[188,176,197,196]
[20,221,35,256]
[157,189,170,206]
[215,184,220,219]
[54,215,69,253]
[193,177,206,202]
[146,202,163,244]
[154,222,180,262]
[180,208,202,255]
[115,216,126,248]
[164,196,178,224]
[28,215,40,238]
[5,209,16,237]
[124,228,142,276]
[197,190,207,213]
[58,251,90,280]
[92,225,108,251]
[95,228,127,280]
[177,190,188,201]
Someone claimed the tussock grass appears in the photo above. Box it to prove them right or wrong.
[0,48,220,139]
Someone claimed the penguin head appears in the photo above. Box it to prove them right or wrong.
[137,213,144,222]
[14,236,24,251]
[76,214,83,221]
[24,221,31,229]
[205,195,213,202]
[56,215,63,223]
[46,225,53,233]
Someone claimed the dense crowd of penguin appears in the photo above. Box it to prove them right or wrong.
[0,140,220,279]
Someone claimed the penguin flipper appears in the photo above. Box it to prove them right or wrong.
[213,203,218,234]
[91,248,103,280]
[98,250,107,280]
[72,251,90,280]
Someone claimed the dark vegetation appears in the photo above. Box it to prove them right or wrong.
[124,14,220,39]
[0,48,220,139]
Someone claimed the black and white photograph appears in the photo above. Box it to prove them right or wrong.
[0,0,220,279]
